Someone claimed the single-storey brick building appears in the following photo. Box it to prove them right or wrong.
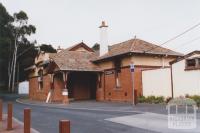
[26,22,183,104]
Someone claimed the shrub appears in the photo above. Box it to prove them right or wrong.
[138,96,164,104]
[146,96,156,104]
[187,95,200,107]
[155,96,164,104]
[138,96,146,103]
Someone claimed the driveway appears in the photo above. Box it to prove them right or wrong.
[0,94,156,133]
[1,94,200,133]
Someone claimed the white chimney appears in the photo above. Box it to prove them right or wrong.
[99,21,108,56]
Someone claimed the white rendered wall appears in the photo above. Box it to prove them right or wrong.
[142,68,172,98]
[172,59,200,97]
[99,27,108,56]
[18,81,29,94]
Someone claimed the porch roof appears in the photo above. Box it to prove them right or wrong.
[51,50,102,72]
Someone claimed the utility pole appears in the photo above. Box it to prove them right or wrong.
[130,62,135,105]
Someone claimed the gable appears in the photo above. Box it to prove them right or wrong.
[35,52,49,65]
[170,51,200,65]
[189,53,200,59]
[68,42,94,52]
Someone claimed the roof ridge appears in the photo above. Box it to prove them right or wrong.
[144,41,183,55]
[130,37,137,52]
[110,38,135,47]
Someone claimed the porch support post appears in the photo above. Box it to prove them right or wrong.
[46,73,54,103]
[50,74,54,89]
[62,71,69,104]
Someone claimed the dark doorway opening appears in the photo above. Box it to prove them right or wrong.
[67,72,98,100]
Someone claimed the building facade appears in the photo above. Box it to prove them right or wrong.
[27,38,182,104]
[171,51,200,97]
[142,51,200,98]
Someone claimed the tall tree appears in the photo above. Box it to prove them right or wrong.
[40,44,57,53]
[0,3,37,91]
[0,3,14,89]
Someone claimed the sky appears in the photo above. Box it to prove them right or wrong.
[1,0,200,54]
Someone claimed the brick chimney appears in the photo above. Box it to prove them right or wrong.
[57,46,63,53]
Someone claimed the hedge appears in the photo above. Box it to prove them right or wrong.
[138,96,164,104]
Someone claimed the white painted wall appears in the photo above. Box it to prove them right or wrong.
[172,59,200,97]
[18,81,29,94]
[99,22,108,56]
[142,68,172,98]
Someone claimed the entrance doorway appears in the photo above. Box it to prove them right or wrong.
[67,72,98,100]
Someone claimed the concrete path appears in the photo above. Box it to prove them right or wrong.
[106,112,200,133]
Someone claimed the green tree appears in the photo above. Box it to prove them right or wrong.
[0,3,38,91]
[0,3,14,89]
[40,44,57,53]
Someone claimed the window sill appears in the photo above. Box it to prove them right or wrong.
[185,67,200,71]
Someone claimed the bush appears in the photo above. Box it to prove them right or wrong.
[155,96,164,104]
[138,96,164,104]
[146,96,156,104]
[187,95,200,107]
[138,96,146,103]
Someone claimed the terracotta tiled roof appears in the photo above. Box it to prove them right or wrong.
[93,38,183,62]
[51,48,102,72]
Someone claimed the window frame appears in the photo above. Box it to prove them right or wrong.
[114,59,121,88]
[38,70,44,90]
[185,57,200,70]
[98,73,102,89]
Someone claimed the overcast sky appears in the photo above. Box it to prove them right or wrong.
[1,0,200,54]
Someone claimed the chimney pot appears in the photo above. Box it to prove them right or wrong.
[99,21,108,28]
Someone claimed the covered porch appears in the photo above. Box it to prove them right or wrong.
[49,70,100,104]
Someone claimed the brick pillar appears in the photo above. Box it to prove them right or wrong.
[0,99,2,121]
[24,108,31,133]
[59,120,70,133]
[7,102,13,130]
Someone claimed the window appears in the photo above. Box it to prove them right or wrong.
[98,74,102,88]
[186,59,196,67]
[185,58,200,70]
[38,70,43,90]
[198,58,200,66]
[114,59,121,88]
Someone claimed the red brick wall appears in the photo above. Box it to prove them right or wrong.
[96,74,105,101]
[29,66,157,103]
[29,74,64,102]
[103,67,133,102]
[29,75,50,101]
[100,66,159,102]
[52,75,64,102]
